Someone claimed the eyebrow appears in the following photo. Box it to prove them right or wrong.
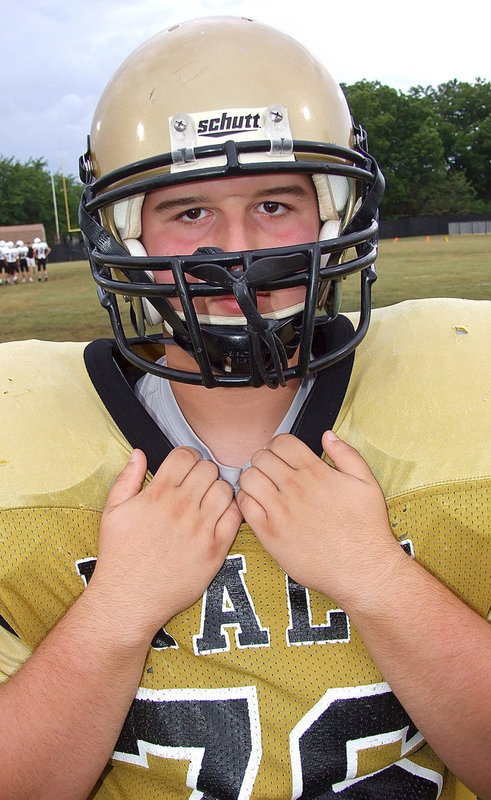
[151,195,209,212]
[255,184,311,199]
[150,184,311,212]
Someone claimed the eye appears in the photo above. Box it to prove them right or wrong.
[258,201,288,216]
[178,208,208,222]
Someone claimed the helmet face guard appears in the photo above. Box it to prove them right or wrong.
[79,17,384,388]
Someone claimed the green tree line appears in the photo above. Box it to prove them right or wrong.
[342,78,490,218]
[0,78,489,238]
[0,158,82,243]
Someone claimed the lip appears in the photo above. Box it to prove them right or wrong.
[208,293,271,315]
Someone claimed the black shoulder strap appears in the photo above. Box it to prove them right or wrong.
[291,315,354,455]
[84,339,174,476]
[84,318,354,472]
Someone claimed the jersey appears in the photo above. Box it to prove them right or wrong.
[33,241,49,259]
[17,244,28,262]
[3,244,18,264]
[0,298,489,800]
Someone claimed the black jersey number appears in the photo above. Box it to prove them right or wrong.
[113,682,443,799]
[290,682,443,798]
[113,685,261,800]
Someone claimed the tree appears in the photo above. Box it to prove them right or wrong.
[0,156,83,242]
[410,79,491,204]
[1,79,490,228]
[342,80,489,218]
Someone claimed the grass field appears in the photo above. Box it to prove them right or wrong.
[0,234,489,344]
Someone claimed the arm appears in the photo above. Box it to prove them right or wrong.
[237,431,491,800]
[343,546,491,800]
[0,588,149,800]
[0,448,241,800]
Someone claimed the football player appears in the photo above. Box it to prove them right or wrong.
[0,240,7,283]
[3,240,18,285]
[16,240,32,282]
[0,17,489,800]
[32,235,51,281]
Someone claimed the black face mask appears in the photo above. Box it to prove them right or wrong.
[80,135,384,388]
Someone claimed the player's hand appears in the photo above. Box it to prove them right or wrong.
[236,432,406,610]
[88,448,242,642]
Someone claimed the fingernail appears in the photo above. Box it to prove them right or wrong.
[326,430,339,441]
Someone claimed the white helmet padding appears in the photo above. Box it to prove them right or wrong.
[312,174,349,222]
[113,194,145,240]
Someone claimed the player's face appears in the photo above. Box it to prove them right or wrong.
[140,173,320,318]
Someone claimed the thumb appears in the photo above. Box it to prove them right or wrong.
[322,431,375,483]
[215,499,243,545]
[104,449,148,512]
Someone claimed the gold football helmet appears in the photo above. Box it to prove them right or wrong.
[80,16,384,387]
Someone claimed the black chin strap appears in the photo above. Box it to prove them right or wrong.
[188,248,309,388]
[79,194,128,258]
[232,277,288,388]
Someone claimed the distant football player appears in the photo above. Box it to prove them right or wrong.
[0,240,7,284]
[16,240,32,282]
[3,240,18,285]
[32,235,51,281]
[0,17,489,800]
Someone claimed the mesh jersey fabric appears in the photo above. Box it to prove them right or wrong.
[0,298,489,799]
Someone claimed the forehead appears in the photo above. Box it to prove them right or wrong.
[143,173,317,206]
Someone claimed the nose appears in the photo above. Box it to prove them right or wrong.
[214,218,256,254]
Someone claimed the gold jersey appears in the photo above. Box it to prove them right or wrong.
[0,299,489,799]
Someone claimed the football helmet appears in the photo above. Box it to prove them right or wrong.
[80,16,384,388]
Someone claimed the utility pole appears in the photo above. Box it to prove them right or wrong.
[50,172,61,243]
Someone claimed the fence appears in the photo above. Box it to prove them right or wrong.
[448,220,491,235]
[380,214,491,239]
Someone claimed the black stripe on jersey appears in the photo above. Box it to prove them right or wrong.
[83,315,354,470]
[0,615,18,637]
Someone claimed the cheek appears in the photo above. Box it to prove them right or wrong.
[140,205,180,259]
[268,286,306,311]
[141,227,170,259]
[291,215,321,245]
[151,268,204,290]
[140,220,184,284]
[264,217,320,250]
[141,211,202,260]
[152,269,174,285]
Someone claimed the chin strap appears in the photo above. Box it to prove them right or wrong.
[79,194,129,259]
[343,150,385,237]
[231,273,288,387]
[187,248,309,387]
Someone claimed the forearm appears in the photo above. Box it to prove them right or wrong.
[344,555,491,800]
[0,448,239,800]
[0,588,151,800]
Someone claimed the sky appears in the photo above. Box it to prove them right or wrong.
[2,0,490,177]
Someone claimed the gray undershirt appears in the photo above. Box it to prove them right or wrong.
[135,361,315,493]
